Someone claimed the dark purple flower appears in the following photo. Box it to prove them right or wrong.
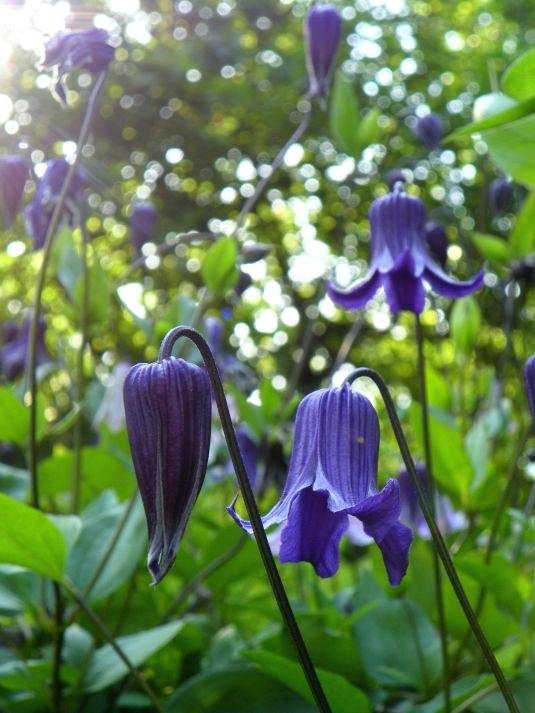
[305,4,342,100]
[489,178,513,216]
[124,357,211,584]
[1,317,50,381]
[413,113,443,151]
[397,465,466,539]
[41,28,114,105]
[0,156,29,229]
[228,383,412,585]
[386,169,407,191]
[425,221,449,268]
[130,202,157,253]
[328,187,484,314]
[24,158,86,249]
[524,355,535,424]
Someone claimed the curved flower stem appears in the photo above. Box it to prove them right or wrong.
[345,366,519,713]
[70,216,90,513]
[26,70,108,510]
[159,326,332,713]
[415,315,451,713]
[232,100,312,235]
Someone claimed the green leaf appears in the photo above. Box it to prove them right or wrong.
[480,114,535,187]
[259,379,282,423]
[244,650,370,713]
[355,108,380,151]
[0,494,66,581]
[509,190,535,257]
[202,237,239,295]
[470,232,512,262]
[83,621,187,692]
[74,261,110,332]
[502,47,535,102]
[446,95,535,141]
[0,464,29,500]
[330,72,360,156]
[450,296,481,356]
[413,675,495,713]
[0,388,28,446]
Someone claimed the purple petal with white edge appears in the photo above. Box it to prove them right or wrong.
[423,263,484,299]
[314,384,380,509]
[353,479,412,586]
[327,268,382,310]
[346,516,373,546]
[279,488,349,578]
[124,358,211,584]
[382,250,425,314]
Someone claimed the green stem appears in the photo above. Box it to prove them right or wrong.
[345,367,519,713]
[64,582,164,713]
[415,315,451,713]
[51,582,64,713]
[26,71,108,510]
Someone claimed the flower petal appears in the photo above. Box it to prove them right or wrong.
[382,250,425,314]
[423,263,484,299]
[279,488,348,578]
[327,269,382,310]
[353,479,412,586]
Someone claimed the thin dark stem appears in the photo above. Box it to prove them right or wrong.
[161,534,248,623]
[159,327,331,713]
[329,313,365,377]
[233,102,311,235]
[51,582,64,713]
[415,315,451,713]
[345,367,519,713]
[26,71,108,510]
[64,582,164,713]
[71,217,90,513]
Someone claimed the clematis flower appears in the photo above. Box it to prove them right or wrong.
[1,317,50,381]
[524,355,535,423]
[24,158,86,249]
[489,177,513,216]
[0,155,29,229]
[124,357,211,584]
[305,4,342,100]
[228,383,412,585]
[413,113,443,150]
[41,28,114,105]
[130,201,157,253]
[328,186,484,314]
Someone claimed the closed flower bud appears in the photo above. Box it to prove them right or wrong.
[413,113,443,151]
[124,357,211,584]
[0,155,29,229]
[305,4,342,100]
[130,201,157,253]
[489,177,513,216]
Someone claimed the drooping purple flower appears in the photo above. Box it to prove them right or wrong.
[397,465,466,539]
[304,4,342,100]
[124,357,211,584]
[0,156,29,229]
[228,383,412,585]
[413,113,443,151]
[24,158,86,249]
[130,202,157,253]
[41,28,114,105]
[425,221,449,268]
[524,355,535,424]
[1,317,50,381]
[328,186,484,314]
[489,177,513,216]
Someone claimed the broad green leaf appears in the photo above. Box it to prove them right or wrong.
[83,621,187,692]
[355,108,380,150]
[470,232,512,262]
[244,650,370,713]
[450,297,481,356]
[0,494,66,581]
[201,237,239,295]
[0,388,28,446]
[259,379,282,423]
[481,114,535,186]
[413,675,495,713]
[509,190,535,257]
[57,239,83,299]
[472,675,535,712]
[502,47,535,102]
[330,72,360,156]
[0,463,29,500]
[225,383,265,439]
[446,95,535,141]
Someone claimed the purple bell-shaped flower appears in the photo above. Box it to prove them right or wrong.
[413,113,443,151]
[304,4,342,100]
[489,177,513,216]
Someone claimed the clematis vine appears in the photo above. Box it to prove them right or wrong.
[0,155,29,229]
[229,383,412,585]
[124,357,211,584]
[328,185,484,314]
[304,4,342,101]
[41,28,114,105]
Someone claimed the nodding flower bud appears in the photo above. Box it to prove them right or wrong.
[124,357,211,584]
[413,113,443,151]
[0,155,29,229]
[489,177,513,216]
[130,201,157,253]
[304,4,342,101]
